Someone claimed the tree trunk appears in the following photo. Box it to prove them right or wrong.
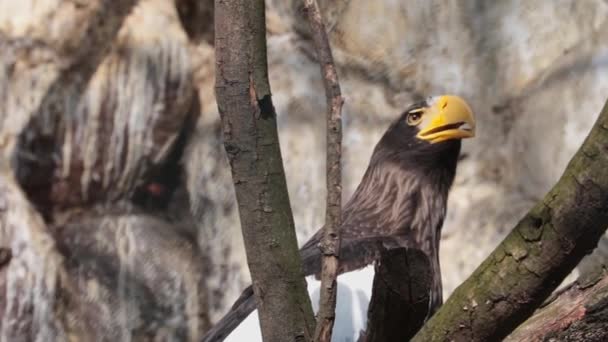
[412,99,608,341]
[362,248,433,342]
[214,0,316,341]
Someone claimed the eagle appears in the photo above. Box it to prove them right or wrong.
[203,95,476,342]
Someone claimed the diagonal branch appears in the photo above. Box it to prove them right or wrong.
[301,1,344,341]
[505,270,608,341]
[412,99,608,341]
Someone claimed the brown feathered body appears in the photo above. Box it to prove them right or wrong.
[203,108,462,342]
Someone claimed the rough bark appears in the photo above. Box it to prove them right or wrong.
[506,270,608,342]
[361,248,433,342]
[412,99,608,341]
[301,0,344,341]
[214,1,316,341]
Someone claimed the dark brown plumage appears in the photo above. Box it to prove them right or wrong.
[203,95,475,342]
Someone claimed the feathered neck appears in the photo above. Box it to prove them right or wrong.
[340,139,462,311]
[342,139,461,245]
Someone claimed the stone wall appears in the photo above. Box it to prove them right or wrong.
[3,0,608,335]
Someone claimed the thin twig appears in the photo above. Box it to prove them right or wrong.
[302,1,344,341]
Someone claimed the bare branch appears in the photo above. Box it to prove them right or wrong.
[301,0,344,341]
[505,270,608,342]
[362,248,433,342]
[214,0,315,341]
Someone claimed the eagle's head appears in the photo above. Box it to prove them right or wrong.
[374,95,475,171]
[407,95,475,143]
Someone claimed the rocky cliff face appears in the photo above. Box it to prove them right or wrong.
[2,0,608,339]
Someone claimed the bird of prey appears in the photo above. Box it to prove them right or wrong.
[203,95,476,342]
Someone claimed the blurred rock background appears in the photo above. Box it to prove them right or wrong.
[2,0,608,340]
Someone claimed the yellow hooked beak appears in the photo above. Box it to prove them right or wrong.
[416,95,476,144]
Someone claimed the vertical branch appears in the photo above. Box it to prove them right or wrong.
[302,1,344,341]
[214,0,315,341]
[362,248,433,342]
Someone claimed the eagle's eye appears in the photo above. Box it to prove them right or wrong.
[406,110,423,126]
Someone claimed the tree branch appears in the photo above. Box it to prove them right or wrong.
[412,99,608,341]
[301,1,344,341]
[362,248,433,342]
[505,270,608,341]
[214,1,315,341]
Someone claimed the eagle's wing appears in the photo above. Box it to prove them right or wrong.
[202,234,412,342]
[300,233,405,278]
[203,167,424,342]
[202,235,400,342]
[202,286,256,342]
